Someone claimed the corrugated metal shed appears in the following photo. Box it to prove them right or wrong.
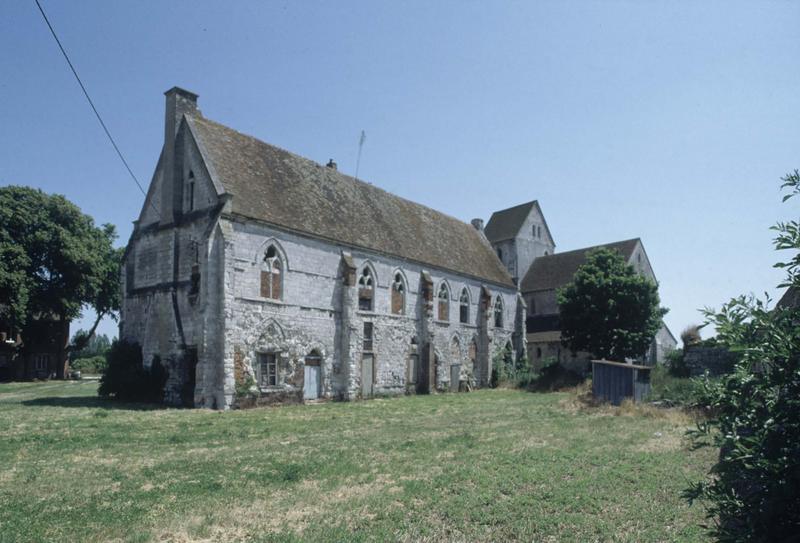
[591,359,651,405]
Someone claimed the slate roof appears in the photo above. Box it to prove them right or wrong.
[776,286,800,310]
[189,115,514,287]
[484,201,536,243]
[520,238,640,293]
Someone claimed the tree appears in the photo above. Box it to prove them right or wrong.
[70,329,112,360]
[0,186,121,369]
[557,247,667,360]
[687,170,800,540]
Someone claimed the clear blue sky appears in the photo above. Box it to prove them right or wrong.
[2,1,798,343]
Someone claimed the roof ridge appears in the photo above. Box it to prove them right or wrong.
[192,115,482,233]
[541,238,640,259]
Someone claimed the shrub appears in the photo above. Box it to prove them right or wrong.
[646,365,700,406]
[686,170,800,540]
[665,348,689,378]
[528,356,584,391]
[99,340,167,403]
[70,355,107,374]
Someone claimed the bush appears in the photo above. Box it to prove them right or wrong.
[99,340,167,403]
[527,356,584,392]
[70,355,107,375]
[665,348,689,378]
[686,170,800,540]
[646,365,700,406]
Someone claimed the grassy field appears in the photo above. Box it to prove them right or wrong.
[0,381,714,542]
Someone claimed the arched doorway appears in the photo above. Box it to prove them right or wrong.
[303,351,322,400]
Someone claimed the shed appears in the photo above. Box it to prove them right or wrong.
[591,359,651,405]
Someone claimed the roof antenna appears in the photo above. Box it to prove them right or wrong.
[354,130,366,181]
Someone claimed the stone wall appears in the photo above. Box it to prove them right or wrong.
[221,218,520,406]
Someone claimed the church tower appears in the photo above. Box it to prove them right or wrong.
[482,201,555,283]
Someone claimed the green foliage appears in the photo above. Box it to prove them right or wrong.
[0,186,121,342]
[665,348,690,378]
[235,374,256,400]
[490,344,522,387]
[70,329,112,360]
[646,365,700,406]
[686,170,800,540]
[557,247,667,361]
[527,356,584,391]
[99,340,167,403]
[70,356,107,375]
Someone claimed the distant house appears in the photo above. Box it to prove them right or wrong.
[483,204,676,373]
[776,286,800,310]
[0,314,70,382]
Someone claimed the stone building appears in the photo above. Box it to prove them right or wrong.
[121,88,524,409]
[0,313,70,382]
[483,203,676,373]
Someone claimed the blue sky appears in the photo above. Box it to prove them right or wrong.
[1,1,798,343]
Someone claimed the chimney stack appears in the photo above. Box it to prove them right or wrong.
[471,218,484,231]
[161,87,199,224]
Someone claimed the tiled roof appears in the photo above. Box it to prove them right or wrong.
[189,115,515,287]
[484,201,536,242]
[520,239,640,293]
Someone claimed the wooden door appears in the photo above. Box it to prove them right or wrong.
[361,354,374,398]
[304,364,320,400]
[450,364,461,392]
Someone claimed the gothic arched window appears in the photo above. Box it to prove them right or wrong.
[391,272,406,315]
[260,245,283,300]
[494,295,504,328]
[459,288,470,324]
[358,267,374,311]
[438,282,450,321]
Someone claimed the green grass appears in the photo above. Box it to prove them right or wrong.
[0,381,714,542]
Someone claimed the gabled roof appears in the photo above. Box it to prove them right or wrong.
[484,201,535,242]
[188,115,515,287]
[776,286,800,310]
[520,238,640,293]
[484,200,554,245]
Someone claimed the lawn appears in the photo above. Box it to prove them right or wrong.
[0,381,714,542]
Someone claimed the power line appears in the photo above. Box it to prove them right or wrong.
[33,0,158,215]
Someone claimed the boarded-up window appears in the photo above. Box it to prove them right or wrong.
[261,245,283,300]
[438,283,449,321]
[259,352,278,386]
[391,273,405,315]
[459,288,469,323]
[358,267,374,311]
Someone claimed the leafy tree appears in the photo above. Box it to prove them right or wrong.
[0,186,121,370]
[70,329,112,360]
[687,170,800,540]
[557,247,667,360]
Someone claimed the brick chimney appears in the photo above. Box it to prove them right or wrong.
[161,87,199,225]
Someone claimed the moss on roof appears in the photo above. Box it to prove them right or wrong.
[189,115,514,287]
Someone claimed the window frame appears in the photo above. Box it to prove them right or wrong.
[459,288,470,324]
[259,352,278,387]
[437,282,450,321]
[363,322,374,352]
[493,295,504,328]
[260,245,283,301]
[358,267,375,312]
[391,272,406,315]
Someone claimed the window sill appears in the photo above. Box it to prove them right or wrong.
[238,295,285,305]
